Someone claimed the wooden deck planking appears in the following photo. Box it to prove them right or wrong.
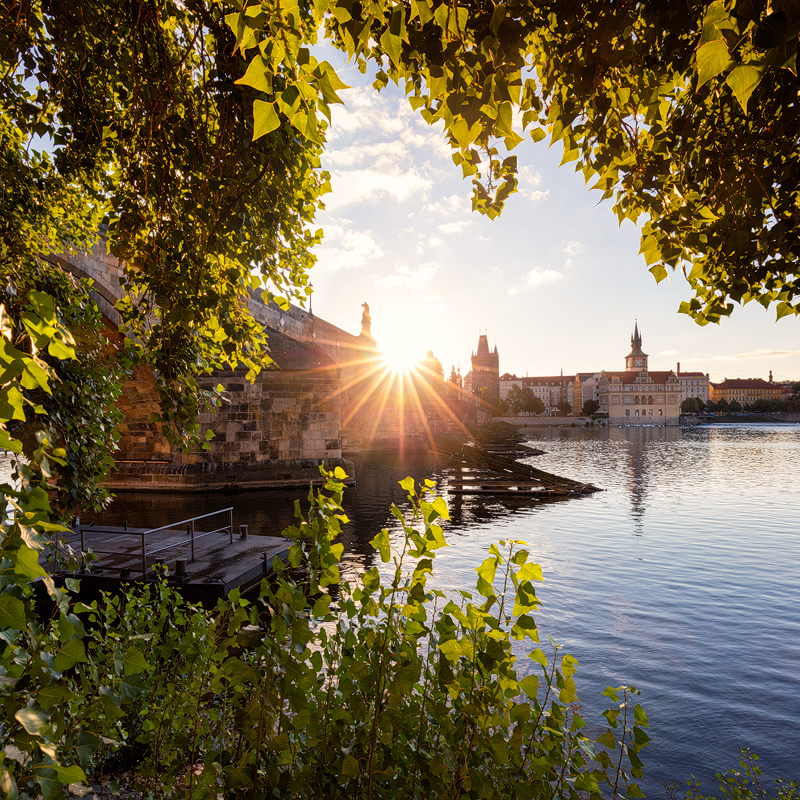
[47,525,291,600]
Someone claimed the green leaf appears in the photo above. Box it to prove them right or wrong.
[399,476,415,493]
[529,648,548,667]
[122,646,150,676]
[696,39,733,88]
[0,592,26,629]
[14,544,46,579]
[15,707,48,735]
[52,637,87,672]
[333,465,348,480]
[489,3,505,35]
[361,566,380,593]
[430,496,450,521]
[476,556,497,585]
[235,54,273,93]
[627,782,646,798]
[519,673,539,698]
[38,683,75,710]
[341,754,359,777]
[438,638,462,660]
[515,562,542,582]
[253,100,281,140]
[380,29,402,68]
[726,64,764,114]
[35,764,87,800]
[370,529,391,562]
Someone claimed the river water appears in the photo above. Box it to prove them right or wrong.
[5,423,799,794]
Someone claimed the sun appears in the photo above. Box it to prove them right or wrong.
[380,340,420,374]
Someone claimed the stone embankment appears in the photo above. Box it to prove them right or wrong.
[494,416,595,428]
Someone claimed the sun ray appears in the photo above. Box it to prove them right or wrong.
[403,366,438,452]
[413,373,475,441]
[341,363,395,428]
[322,358,389,404]
[367,370,401,447]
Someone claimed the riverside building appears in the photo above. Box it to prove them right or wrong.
[597,323,681,426]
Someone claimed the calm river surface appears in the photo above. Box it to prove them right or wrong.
[12,424,800,794]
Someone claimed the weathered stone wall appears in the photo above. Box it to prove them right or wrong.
[47,242,472,479]
[191,365,342,465]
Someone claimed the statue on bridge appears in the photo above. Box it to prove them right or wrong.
[360,301,373,339]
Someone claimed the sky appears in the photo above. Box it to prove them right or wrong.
[304,42,800,383]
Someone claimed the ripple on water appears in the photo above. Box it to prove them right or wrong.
[20,424,800,793]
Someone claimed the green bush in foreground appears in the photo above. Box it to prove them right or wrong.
[665,750,799,800]
[50,470,650,799]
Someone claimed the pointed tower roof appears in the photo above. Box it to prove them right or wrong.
[627,319,647,359]
[631,319,642,349]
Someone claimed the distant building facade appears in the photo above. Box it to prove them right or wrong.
[597,324,681,425]
[470,333,500,398]
[676,363,710,403]
[710,377,781,404]
[500,374,566,414]
[567,373,603,415]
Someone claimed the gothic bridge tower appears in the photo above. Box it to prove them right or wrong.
[471,333,499,397]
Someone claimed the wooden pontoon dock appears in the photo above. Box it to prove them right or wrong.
[45,508,291,603]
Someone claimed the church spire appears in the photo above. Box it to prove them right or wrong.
[631,319,642,348]
[625,319,648,372]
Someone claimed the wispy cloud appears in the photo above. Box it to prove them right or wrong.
[374,262,439,290]
[518,166,548,202]
[321,86,452,209]
[438,220,472,234]
[326,167,432,209]
[563,240,583,255]
[424,193,472,216]
[658,349,678,356]
[710,349,800,361]
[508,267,563,294]
[315,220,383,271]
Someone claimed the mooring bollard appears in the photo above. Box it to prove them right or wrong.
[175,559,187,580]
[239,524,248,540]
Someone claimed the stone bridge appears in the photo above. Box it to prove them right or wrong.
[47,241,474,491]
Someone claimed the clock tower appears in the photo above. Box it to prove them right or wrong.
[625,321,648,372]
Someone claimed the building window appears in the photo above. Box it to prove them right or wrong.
[635,410,639,417]
[658,409,663,416]
[625,409,630,417]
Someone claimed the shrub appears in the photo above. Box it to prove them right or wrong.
[60,470,650,799]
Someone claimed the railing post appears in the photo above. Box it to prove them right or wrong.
[229,508,234,544]
[191,519,195,562]
[141,533,146,576]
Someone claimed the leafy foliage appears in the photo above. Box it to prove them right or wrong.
[681,398,700,414]
[582,399,600,417]
[664,749,799,800]
[54,472,651,799]
[507,385,546,416]
[216,0,800,323]
[0,287,140,799]
[1,0,335,444]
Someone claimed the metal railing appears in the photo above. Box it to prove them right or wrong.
[74,507,234,577]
